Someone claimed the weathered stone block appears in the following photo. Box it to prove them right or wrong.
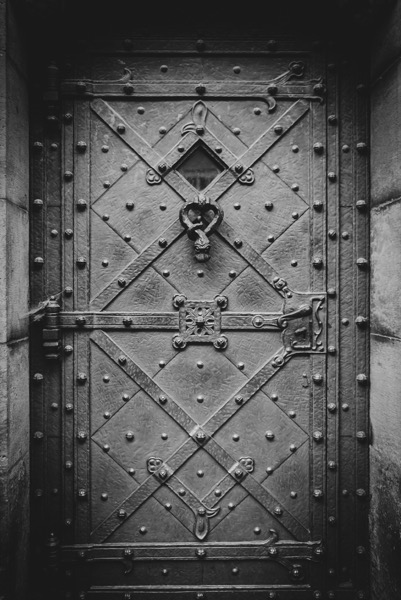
[5,58,28,209]
[371,0,401,81]
[5,200,29,342]
[5,454,29,600]
[371,61,401,206]
[371,199,401,338]
[370,447,401,600]
[8,338,29,467]
[370,334,401,457]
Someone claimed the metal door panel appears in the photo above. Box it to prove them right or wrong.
[30,34,369,599]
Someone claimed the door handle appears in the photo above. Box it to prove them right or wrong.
[277,303,312,327]
[180,193,223,262]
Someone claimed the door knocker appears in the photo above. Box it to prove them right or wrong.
[179,193,223,262]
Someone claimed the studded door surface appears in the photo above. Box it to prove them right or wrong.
[30,35,370,600]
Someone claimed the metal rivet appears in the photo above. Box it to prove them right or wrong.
[137,106,145,114]
[214,489,221,497]
[103,444,110,452]
[123,317,132,327]
[291,259,298,267]
[327,403,337,412]
[197,361,204,369]
[313,257,323,268]
[118,278,126,287]
[342,403,349,411]
[290,491,297,498]
[126,202,134,210]
[77,431,87,442]
[356,546,366,555]
[178,488,186,496]
[234,202,241,210]
[328,516,336,526]
[124,83,134,95]
[313,200,323,211]
[232,434,240,442]
[342,144,350,153]
[327,288,336,297]
[101,493,108,501]
[124,235,131,242]
[233,127,241,135]
[357,142,368,154]
[288,410,296,418]
[357,374,369,385]
[313,431,323,442]
[328,172,337,181]
[254,107,261,115]
[162,569,168,576]
[161,433,168,440]
[291,211,299,219]
[356,431,367,441]
[356,488,367,497]
[274,507,283,515]
[159,361,166,368]
[33,141,43,151]
[228,502,235,510]
[266,466,274,475]
[313,143,324,154]
[104,412,111,419]
[162,270,170,277]
[33,431,44,440]
[292,145,299,153]
[356,200,367,211]
[197,269,204,277]
[289,443,297,452]
[234,469,243,479]
[65,403,73,412]
[328,229,337,239]
[313,489,324,499]
[272,165,280,173]
[139,526,147,534]
[118,509,126,519]
[122,394,130,401]
[328,461,336,470]
[313,373,323,384]
[328,115,337,125]
[357,258,369,269]
[265,202,274,210]
[235,164,243,173]
[342,318,349,326]
[33,373,44,383]
[233,66,241,74]
[77,373,87,383]
[267,235,275,243]
[235,395,243,405]
[196,84,206,95]
[215,146,222,153]
[165,503,172,510]
[196,395,204,403]
[125,431,134,441]
[78,489,87,498]
[234,239,243,248]
[237,362,245,370]
[65,461,73,470]
[103,181,110,188]
[274,125,283,134]
[64,345,73,355]
[229,270,236,278]
[159,238,167,248]
[265,431,274,440]
[268,547,277,556]
[103,374,110,383]
[159,127,167,135]
[253,527,261,535]
[34,257,44,267]
[33,198,44,209]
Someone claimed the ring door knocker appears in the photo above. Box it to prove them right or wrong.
[179,193,224,262]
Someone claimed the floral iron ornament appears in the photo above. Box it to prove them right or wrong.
[180,193,223,262]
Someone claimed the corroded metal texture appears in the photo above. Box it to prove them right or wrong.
[30,33,369,599]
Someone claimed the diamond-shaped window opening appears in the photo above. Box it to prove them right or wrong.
[176,144,225,191]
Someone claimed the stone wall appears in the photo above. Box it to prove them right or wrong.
[370,1,401,598]
[0,1,30,598]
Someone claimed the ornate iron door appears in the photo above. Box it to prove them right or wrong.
[30,35,369,600]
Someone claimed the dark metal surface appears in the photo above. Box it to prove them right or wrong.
[30,34,369,599]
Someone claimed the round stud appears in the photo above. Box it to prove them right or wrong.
[162,270,170,277]
[272,165,280,173]
[265,202,274,210]
[289,444,297,452]
[265,431,275,440]
[103,444,110,452]
[235,395,243,405]
[137,106,145,114]
[233,66,241,74]
[228,502,235,510]
[288,410,296,418]
[254,107,261,115]
[291,259,298,267]
[122,394,130,401]
[233,127,241,135]
[290,491,297,498]
[159,127,167,135]
[229,270,236,278]
[214,489,221,497]
[267,235,275,243]
[253,527,261,535]
[196,395,204,403]
[313,489,324,499]
[232,434,240,442]
[266,466,274,475]
[234,203,241,210]
[197,361,204,369]
[117,124,126,133]
[274,125,283,135]
[327,403,337,412]
[125,431,134,441]
[291,211,299,219]
[274,507,283,516]
[313,143,324,154]
[234,239,243,248]
[139,526,147,534]
[159,361,166,368]
[292,145,299,153]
